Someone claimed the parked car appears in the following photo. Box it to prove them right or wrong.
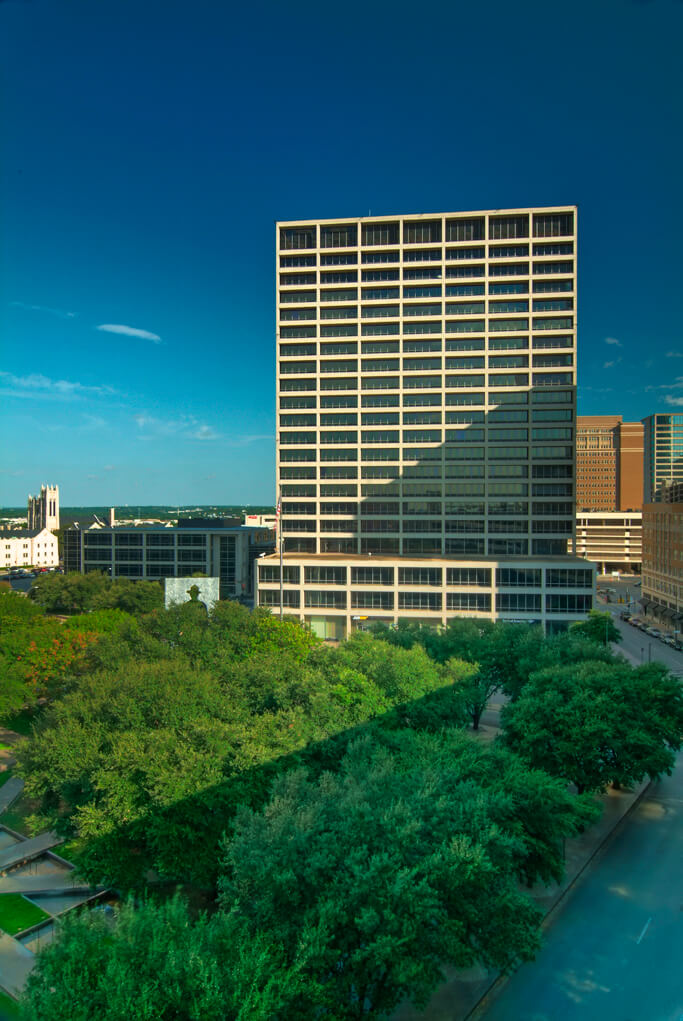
[646,627,662,638]
[620,611,632,621]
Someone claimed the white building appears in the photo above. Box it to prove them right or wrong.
[573,511,642,575]
[256,206,594,637]
[2,528,59,569]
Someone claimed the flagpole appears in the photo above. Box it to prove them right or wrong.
[278,488,283,620]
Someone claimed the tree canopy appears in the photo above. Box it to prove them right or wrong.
[569,610,621,646]
[500,658,683,792]
[14,596,618,1020]
[219,734,545,1018]
[29,570,163,615]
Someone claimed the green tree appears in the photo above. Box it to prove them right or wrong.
[29,571,163,616]
[21,895,306,1021]
[569,610,621,646]
[220,736,542,1019]
[0,592,111,708]
[500,659,683,793]
[399,729,600,886]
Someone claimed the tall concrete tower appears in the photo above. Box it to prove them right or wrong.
[27,484,60,531]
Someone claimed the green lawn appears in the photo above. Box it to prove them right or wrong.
[0,989,22,1021]
[0,895,49,937]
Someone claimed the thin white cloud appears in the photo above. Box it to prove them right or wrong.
[646,376,683,391]
[191,425,220,441]
[10,301,77,319]
[666,351,683,358]
[103,465,116,471]
[604,336,622,347]
[133,413,221,441]
[81,414,107,430]
[603,359,621,369]
[665,395,683,407]
[0,371,120,401]
[96,323,162,344]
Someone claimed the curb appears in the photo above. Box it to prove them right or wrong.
[463,777,654,1020]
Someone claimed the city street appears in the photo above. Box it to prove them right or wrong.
[596,578,683,678]
[476,751,683,1021]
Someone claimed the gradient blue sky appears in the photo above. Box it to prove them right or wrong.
[1,0,682,506]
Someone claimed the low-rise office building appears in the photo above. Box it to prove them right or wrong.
[63,521,275,601]
[572,511,642,575]
[258,553,594,639]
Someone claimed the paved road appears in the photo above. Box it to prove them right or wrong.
[595,582,683,678]
[476,752,683,1021]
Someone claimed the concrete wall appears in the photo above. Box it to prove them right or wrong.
[164,576,220,613]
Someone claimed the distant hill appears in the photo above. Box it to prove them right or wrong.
[0,505,276,528]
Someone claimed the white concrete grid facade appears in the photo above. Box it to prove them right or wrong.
[573,512,642,575]
[258,206,593,635]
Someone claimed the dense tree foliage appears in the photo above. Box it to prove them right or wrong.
[29,570,163,615]
[220,735,545,1018]
[569,610,621,646]
[500,659,683,792]
[0,594,136,710]
[21,896,304,1021]
[17,617,470,888]
[18,595,648,1019]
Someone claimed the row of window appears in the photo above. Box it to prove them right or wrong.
[260,588,590,612]
[281,409,573,425]
[281,374,573,390]
[279,463,572,479]
[280,357,573,375]
[280,340,573,358]
[280,262,573,287]
[279,536,571,555]
[281,244,574,268]
[281,280,573,303]
[280,318,574,340]
[280,300,572,322]
[281,426,573,443]
[280,215,574,250]
[280,393,573,411]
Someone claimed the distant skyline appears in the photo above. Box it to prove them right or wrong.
[1,0,682,505]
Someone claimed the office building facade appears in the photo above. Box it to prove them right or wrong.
[576,416,643,512]
[574,511,642,575]
[257,206,594,637]
[642,484,683,629]
[63,522,274,601]
[642,413,683,503]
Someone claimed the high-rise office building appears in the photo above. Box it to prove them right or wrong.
[257,206,594,637]
[642,413,683,502]
[576,416,643,512]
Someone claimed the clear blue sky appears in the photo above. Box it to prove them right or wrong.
[1,0,682,506]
